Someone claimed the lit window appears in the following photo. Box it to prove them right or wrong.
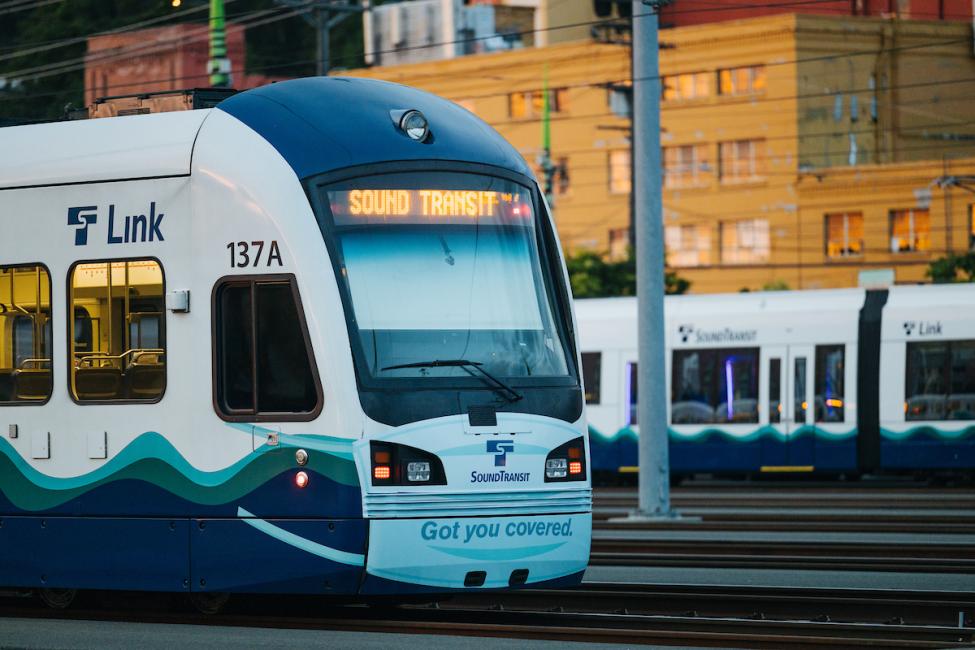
[718,65,766,95]
[665,224,711,267]
[508,88,568,119]
[719,139,764,183]
[889,209,930,252]
[609,149,631,194]
[825,212,864,258]
[663,144,709,188]
[608,227,630,260]
[720,219,770,264]
[662,71,710,101]
[69,259,165,402]
[0,265,52,404]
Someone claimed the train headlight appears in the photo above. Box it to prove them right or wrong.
[370,441,446,486]
[407,461,431,482]
[545,458,567,479]
[399,110,429,141]
[295,449,308,466]
[544,437,587,483]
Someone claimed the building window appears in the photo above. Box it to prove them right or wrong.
[0,265,51,404]
[214,275,322,420]
[671,348,760,424]
[581,352,601,404]
[719,139,764,183]
[508,88,569,119]
[662,71,710,101]
[665,224,711,267]
[889,208,930,252]
[720,219,770,264]
[69,260,165,403]
[608,227,630,260]
[556,156,570,195]
[718,65,766,96]
[455,99,476,114]
[663,144,709,188]
[815,344,845,423]
[905,340,975,421]
[609,149,631,194]
[825,212,864,258]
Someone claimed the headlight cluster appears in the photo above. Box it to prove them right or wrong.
[370,441,447,486]
[544,437,587,482]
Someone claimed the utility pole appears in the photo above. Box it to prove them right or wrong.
[631,0,674,520]
[274,1,368,76]
[208,0,231,87]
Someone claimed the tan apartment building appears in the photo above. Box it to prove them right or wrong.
[345,13,975,292]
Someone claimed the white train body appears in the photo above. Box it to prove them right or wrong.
[0,79,591,596]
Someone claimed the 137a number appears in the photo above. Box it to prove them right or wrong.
[227,240,283,268]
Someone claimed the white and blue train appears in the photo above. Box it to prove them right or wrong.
[577,286,975,479]
[0,79,591,607]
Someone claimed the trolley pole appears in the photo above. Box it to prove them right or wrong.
[632,0,674,520]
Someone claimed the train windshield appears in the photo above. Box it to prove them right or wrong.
[319,171,571,384]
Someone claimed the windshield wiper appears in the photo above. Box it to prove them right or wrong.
[380,359,523,403]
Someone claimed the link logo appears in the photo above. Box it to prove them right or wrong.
[67,202,165,246]
[67,206,98,246]
[486,440,514,467]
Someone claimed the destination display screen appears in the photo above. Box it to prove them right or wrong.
[328,188,533,227]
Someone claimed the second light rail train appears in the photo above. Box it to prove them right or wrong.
[577,285,975,480]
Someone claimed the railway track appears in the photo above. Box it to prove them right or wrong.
[2,583,973,649]
[590,536,975,572]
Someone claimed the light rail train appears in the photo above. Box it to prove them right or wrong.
[577,286,975,480]
[0,79,591,608]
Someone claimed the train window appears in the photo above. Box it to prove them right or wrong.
[671,348,759,424]
[769,357,781,423]
[69,260,165,403]
[581,352,601,404]
[213,276,322,420]
[906,340,975,421]
[0,265,52,404]
[794,357,807,424]
[814,345,845,423]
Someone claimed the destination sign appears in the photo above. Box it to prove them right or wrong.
[328,189,532,226]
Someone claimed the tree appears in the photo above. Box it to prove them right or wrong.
[566,248,690,298]
[927,251,975,283]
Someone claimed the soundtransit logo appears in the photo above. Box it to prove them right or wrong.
[486,439,514,467]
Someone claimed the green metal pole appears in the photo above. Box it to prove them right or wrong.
[209,0,231,87]
[538,66,555,208]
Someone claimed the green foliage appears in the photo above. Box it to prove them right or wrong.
[0,1,365,122]
[761,279,790,291]
[927,251,975,283]
[566,248,691,298]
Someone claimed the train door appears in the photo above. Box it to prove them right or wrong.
[788,345,816,468]
[762,348,788,467]
[762,346,814,469]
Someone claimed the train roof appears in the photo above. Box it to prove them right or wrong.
[0,109,208,190]
[217,77,534,180]
[574,287,869,321]
[0,77,533,190]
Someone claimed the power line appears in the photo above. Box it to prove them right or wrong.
[0,0,63,17]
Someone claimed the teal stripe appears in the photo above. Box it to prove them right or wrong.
[589,424,857,443]
[237,507,365,566]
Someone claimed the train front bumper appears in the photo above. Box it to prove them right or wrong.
[360,511,591,593]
